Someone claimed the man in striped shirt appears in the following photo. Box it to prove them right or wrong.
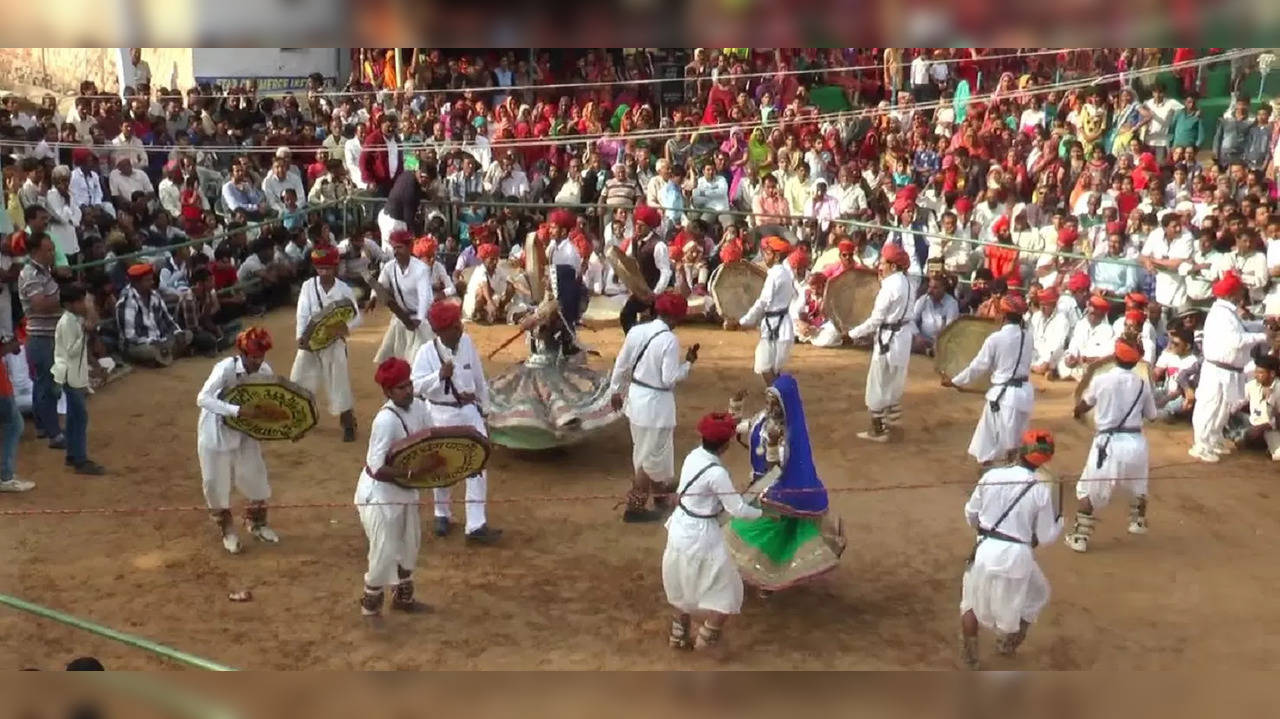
[17,231,64,448]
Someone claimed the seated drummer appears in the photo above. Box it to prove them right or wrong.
[462,243,510,325]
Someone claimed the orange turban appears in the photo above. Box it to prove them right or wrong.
[1124,308,1145,324]
[697,412,737,444]
[787,247,809,270]
[1114,339,1143,364]
[374,357,412,391]
[719,241,744,264]
[653,291,688,320]
[1038,286,1059,306]
[1124,292,1148,309]
[236,327,272,357]
[1212,271,1244,300]
[126,263,154,279]
[1067,272,1090,292]
[1000,292,1028,315]
[476,243,500,261]
[1020,429,1055,467]
[311,246,340,268]
[1088,295,1111,312]
[881,243,909,269]
[426,300,462,332]
[762,235,791,253]
[412,236,438,260]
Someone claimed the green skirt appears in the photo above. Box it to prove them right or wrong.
[724,514,846,591]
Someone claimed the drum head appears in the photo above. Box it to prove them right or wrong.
[1075,357,1153,427]
[710,260,767,322]
[219,376,319,441]
[525,234,545,303]
[582,294,627,329]
[821,268,880,333]
[934,316,1001,393]
[386,425,491,489]
[301,298,357,352]
[812,246,840,274]
[605,245,649,297]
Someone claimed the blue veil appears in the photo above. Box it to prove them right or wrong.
[748,374,829,516]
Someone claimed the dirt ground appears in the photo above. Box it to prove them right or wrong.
[3,305,1280,671]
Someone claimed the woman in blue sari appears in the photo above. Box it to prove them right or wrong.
[724,374,846,592]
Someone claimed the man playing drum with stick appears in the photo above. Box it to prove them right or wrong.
[373,229,432,365]
[195,327,280,555]
[847,244,916,442]
[728,235,797,385]
[292,246,362,442]
[357,357,432,619]
[619,205,673,334]
[410,301,502,544]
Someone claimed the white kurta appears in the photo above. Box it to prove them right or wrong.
[609,318,691,481]
[1110,317,1158,365]
[739,262,797,375]
[662,447,763,614]
[1191,298,1269,452]
[952,323,1035,464]
[375,257,434,364]
[356,399,431,587]
[291,277,361,415]
[1078,367,1157,508]
[1059,317,1114,381]
[411,334,491,533]
[961,465,1063,634]
[462,263,507,320]
[848,271,915,411]
[1030,308,1070,369]
[196,357,273,510]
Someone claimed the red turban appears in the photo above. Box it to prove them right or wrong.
[1212,270,1244,300]
[1067,272,1091,292]
[1000,292,1028,315]
[1114,339,1143,364]
[1056,227,1079,248]
[71,147,93,165]
[535,223,551,242]
[837,239,856,254]
[787,247,809,270]
[1105,221,1125,235]
[881,243,909,269]
[634,205,661,229]
[653,291,688,320]
[427,300,462,332]
[991,215,1011,235]
[1038,287,1059,307]
[668,240,685,263]
[548,208,577,230]
[719,242,744,264]
[311,246,340,268]
[412,236,438,260]
[571,231,592,259]
[1088,295,1111,312]
[762,235,791,253]
[126,263,154,279]
[954,197,973,214]
[1124,291,1148,309]
[389,229,413,248]
[476,243,500,261]
[1020,429,1055,467]
[1124,308,1145,324]
[236,327,272,357]
[697,411,737,444]
[374,357,412,391]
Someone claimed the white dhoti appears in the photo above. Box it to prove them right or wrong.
[429,403,490,533]
[661,539,745,615]
[374,319,432,365]
[865,354,908,412]
[630,423,675,482]
[198,442,270,510]
[1077,433,1149,509]
[377,209,408,249]
[1191,362,1245,451]
[968,383,1034,464]
[290,342,354,415]
[753,338,794,375]
[960,542,1050,634]
[808,321,844,348]
[358,494,422,587]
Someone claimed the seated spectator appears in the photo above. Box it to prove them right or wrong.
[958,268,994,314]
[70,149,114,217]
[911,275,960,355]
[262,155,307,215]
[1058,295,1115,381]
[178,175,208,237]
[221,163,267,220]
[461,243,510,324]
[1090,227,1141,299]
[338,227,384,305]
[115,263,191,366]
[691,160,732,230]
[1224,355,1280,460]
[795,272,842,347]
[107,158,154,206]
[179,267,236,356]
[236,237,291,309]
[157,244,193,302]
[279,189,306,232]
[1154,326,1200,421]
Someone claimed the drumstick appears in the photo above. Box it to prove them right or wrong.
[486,299,559,360]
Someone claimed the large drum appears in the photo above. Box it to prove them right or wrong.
[582,294,627,329]
[1074,357,1153,428]
[219,376,319,441]
[821,268,880,333]
[605,246,648,297]
[385,425,491,489]
[934,316,1001,393]
[710,260,766,322]
[525,234,546,303]
[300,299,357,352]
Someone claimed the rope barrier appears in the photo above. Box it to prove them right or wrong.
[0,593,237,671]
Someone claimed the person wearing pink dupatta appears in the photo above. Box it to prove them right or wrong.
[720,127,748,201]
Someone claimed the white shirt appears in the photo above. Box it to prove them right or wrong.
[910,55,930,85]
[1142,97,1183,147]
[196,356,275,452]
[1210,250,1269,305]
[463,263,508,319]
[110,135,147,167]
[410,335,490,427]
[692,176,731,213]
[739,262,797,342]
[1111,317,1159,364]
[377,257,430,320]
[108,168,154,201]
[1202,298,1268,369]
[70,167,106,209]
[912,293,960,342]
[1141,228,1195,307]
[1244,378,1280,427]
[424,259,456,299]
[848,271,915,363]
[295,276,362,341]
[1082,366,1157,431]
[1031,308,1071,367]
[45,189,82,256]
[965,465,1062,554]
[344,137,367,190]
[356,398,432,506]
[953,323,1035,411]
[1155,349,1198,395]
[157,177,182,217]
[1178,247,1220,302]
[609,318,691,428]
[338,237,384,279]
[1065,317,1115,361]
[828,181,866,217]
[665,447,762,553]
[262,172,307,213]
[547,237,582,271]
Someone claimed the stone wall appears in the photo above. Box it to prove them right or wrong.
[0,48,194,96]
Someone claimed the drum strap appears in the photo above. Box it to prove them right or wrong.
[677,463,723,519]
[1095,386,1145,469]
[968,480,1036,565]
[762,310,787,341]
[390,263,412,322]
[876,280,912,355]
[989,327,1027,414]
[630,328,672,391]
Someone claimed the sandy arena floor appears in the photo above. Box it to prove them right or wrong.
[2,305,1279,670]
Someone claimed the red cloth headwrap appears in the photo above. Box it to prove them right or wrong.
[311,246,340,268]
[1067,272,1090,292]
[653,291,688,320]
[881,243,909,269]
[374,357,412,391]
[389,229,413,248]
[697,412,737,444]
[548,208,577,229]
[236,326,273,357]
[1212,270,1244,300]
[1114,339,1143,364]
[412,236,438,260]
[633,205,661,229]
[427,300,462,332]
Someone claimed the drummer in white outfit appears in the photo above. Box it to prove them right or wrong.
[1064,338,1158,553]
[414,237,457,303]
[410,300,502,544]
[735,236,797,384]
[848,243,916,442]
[960,430,1063,670]
[1058,295,1114,381]
[661,412,762,651]
[1029,287,1071,377]
[357,357,432,618]
[942,293,1035,469]
[195,327,279,555]
[374,229,433,365]
[291,246,362,442]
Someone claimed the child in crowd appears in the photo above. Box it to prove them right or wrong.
[52,284,106,476]
[1225,355,1280,460]
[1154,327,1200,421]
